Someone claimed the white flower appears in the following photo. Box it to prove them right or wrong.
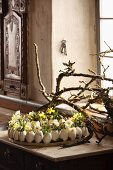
[24,122,32,131]
[32,121,41,130]
[43,132,52,144]
[65,119,73,129]
[51,130,59,141]
[59,119,65,124]
[59,129,68,141]
[26,131,35,143]
[68,127,77,140]
[15,110,21,115]
[40,119,48,126]
[49,119,59,127]
[48,119,54,125]
[13,110,21,120]
[9,110,22,127]
[29,111,35,116]
[34,131,43,143]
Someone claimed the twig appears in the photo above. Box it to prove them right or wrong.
[34,43,113,144]
[34,43,52,101]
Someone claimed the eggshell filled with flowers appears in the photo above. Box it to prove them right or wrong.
[8,128,13,139]
[68,127,77,140]
[8,107,88,145]
[35,130,43,143]
[76,127,83,139]
[13,130,20,141]
[59,129,68,141]
[82,126,89,137]
[26,131,35,143]
[51,130,59,141]
[43,132,52,144]
[19,131,27,142]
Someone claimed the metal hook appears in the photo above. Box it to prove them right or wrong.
[60,40,67,55]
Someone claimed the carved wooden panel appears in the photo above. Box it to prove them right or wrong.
[3,0,28,99]
[0,0,2,13]
[9,0,26,13]
[0,0,3,94]
[4,79,21,95]
[4,11,21,80]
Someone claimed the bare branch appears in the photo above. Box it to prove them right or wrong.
[34,43,113,144]
[88,69,96,75]
[104,41,112,50]
[34,43,52,101]
[91,49,113,57]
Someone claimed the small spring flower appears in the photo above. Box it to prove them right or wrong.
[65,119,73,129]
[24,122,32,131]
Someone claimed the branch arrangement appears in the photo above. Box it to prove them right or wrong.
[34,43,113,146]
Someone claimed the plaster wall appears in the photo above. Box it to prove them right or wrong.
[27,0,52,102]
[27,0,97,102]
[52,0,97,97]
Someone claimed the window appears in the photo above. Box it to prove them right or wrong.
[98,0,113,95]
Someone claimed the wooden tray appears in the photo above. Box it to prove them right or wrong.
[8,138,77,147]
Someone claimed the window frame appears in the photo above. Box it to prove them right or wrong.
[96,0,113,95]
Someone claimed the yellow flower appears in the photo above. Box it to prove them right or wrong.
[13,122,20,130]
[39,112,46,119]
[24,122,32,131]
[46,107,55,114]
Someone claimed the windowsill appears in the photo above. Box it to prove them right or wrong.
[0,94,44,113]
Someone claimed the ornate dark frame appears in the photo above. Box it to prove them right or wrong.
[0,0,27,99]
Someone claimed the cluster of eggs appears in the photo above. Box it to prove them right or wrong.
[8,126,89,144]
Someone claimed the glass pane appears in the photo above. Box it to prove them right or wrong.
[101,57,113,96]
[100,19,113,56]
[100,0,113,18]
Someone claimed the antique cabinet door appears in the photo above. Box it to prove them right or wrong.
[3,0,28,99]
[0,0,5,95]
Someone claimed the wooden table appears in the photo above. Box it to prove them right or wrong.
[0,131,113,170]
